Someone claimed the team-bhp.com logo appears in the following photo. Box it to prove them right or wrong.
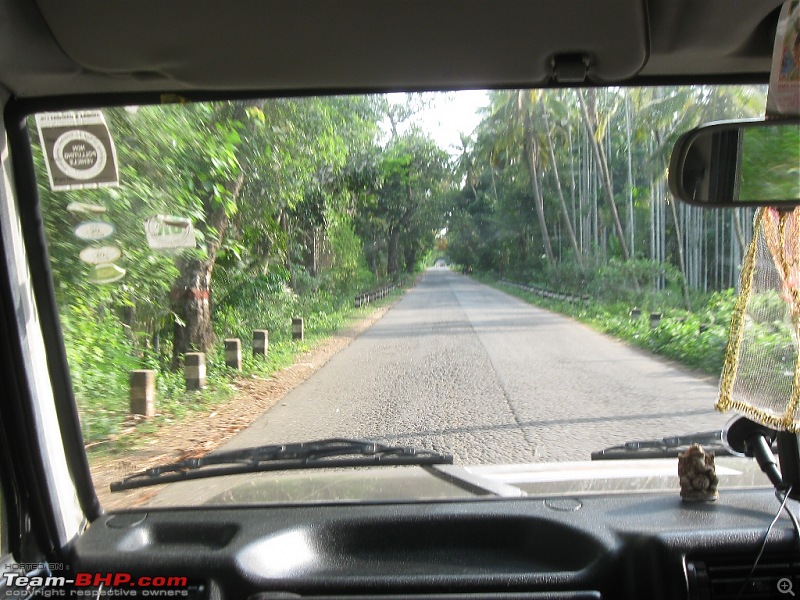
[3,571,190,597]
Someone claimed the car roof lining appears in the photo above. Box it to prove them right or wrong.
[0,0,785,98]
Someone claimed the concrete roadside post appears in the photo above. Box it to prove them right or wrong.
[130,370,156,417]
[292,317,304,341]
[253,330,268,357]
[185,352,206,390]
[225,338,242,370]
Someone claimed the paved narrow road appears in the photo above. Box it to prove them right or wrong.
[224,268,727,463]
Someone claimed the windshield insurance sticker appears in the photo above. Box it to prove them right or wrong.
[79,245,122,265]
[74,221,115,241]
[767,0,800,116]
[35,110,119,191]
[144,215,197,250]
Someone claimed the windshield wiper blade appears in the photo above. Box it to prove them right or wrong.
[110,438,453,492]
[591,430,732,460]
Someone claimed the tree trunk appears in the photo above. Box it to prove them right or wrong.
[576,89,630,260]
[732,210,747,257]
[489,155,500,204]
[520,92,555,267]
[388,223,400,276]
[541,101,583,267]
[405,244,417,274]
[171,257,215,364]
[171,172,245,367]
[625,94,635,253]
[310,228,318,277]
[667,196,693,312]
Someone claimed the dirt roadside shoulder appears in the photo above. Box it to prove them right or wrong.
[90,299,400,511]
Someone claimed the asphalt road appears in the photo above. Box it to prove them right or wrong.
[223,268,728,464]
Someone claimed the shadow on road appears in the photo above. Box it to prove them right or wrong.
[373,407,717,443]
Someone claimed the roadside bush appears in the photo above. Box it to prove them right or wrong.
[593,259,685,305]
[323,219,377,294]
[517,258,688,312]
[214,269,300,344]
[537,260,591,293]
[61,298,139,442]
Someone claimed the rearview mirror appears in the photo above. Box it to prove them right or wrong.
[668,118,800,207]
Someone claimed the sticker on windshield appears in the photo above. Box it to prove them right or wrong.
[767,0,800,116]
[74,221,115,241]
[67,201,107,215]
[35,110,119,191]
[87,263,126,285]
[79,245,122,265]
[144,215,196,250]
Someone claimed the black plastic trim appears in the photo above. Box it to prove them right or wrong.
[7,73,769,118]
[0,172,58,557]
[3,100,101,525]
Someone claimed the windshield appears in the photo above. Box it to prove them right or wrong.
[28,86,773,509]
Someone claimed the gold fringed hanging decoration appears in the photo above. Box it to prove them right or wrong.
[717,207,800,432]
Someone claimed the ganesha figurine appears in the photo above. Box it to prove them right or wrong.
[678,443,719,502]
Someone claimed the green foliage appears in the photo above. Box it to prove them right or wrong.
[448,85,766,297]
[353,119,451,276]
[320,218,376,294]
[508,257,687,310]
[215,270,300,344]
[30,96,414,449]
[594,259,686,306]
[739,125,800,201]
[60,296,139,442]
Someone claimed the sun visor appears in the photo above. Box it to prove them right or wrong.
[33,0,648,90]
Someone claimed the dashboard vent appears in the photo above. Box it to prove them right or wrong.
[687,554,800,599]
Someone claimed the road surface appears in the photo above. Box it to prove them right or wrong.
[222,268,728,463]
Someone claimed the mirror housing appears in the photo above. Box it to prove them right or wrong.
[723,415,800,500]
[668,118,800,207]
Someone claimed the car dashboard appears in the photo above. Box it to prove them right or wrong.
[69,488,798,600]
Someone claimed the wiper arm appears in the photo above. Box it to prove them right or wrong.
[591,430,731,460]
[110,438,453,492]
